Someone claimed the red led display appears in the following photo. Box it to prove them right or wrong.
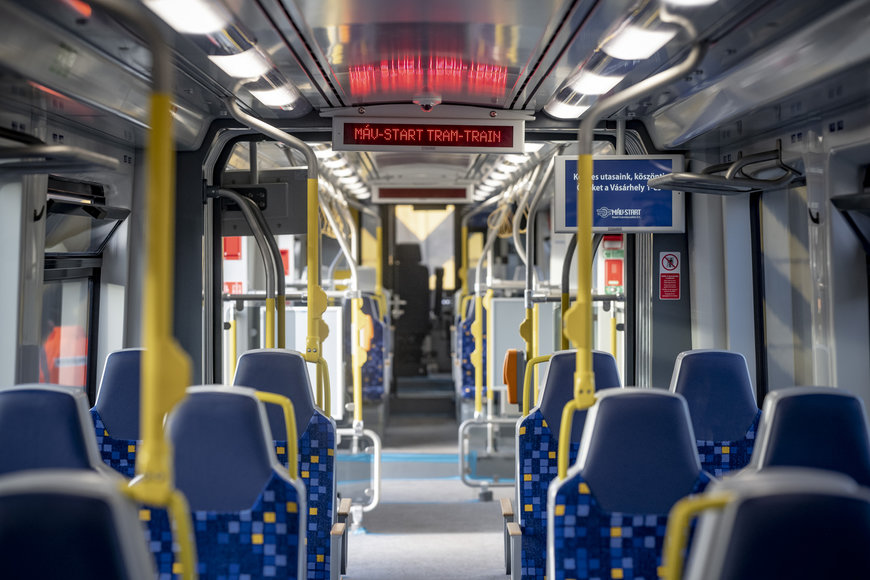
[343,122,513,148]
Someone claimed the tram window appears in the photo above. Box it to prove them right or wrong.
[39,279,91,390]
[395,205,457,290]
[762,184,814,387]
[44,203,128,255]
[225,141,305,172]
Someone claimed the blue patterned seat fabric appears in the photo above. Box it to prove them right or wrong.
[144,387,305,580]
[90,349,143,477]
[549,389,711,580]
[144,473,302,580]
[669,350,761,477]
[233,349,337,580]
[460,303,486,399]
[91,410,137,478]
[518,350,621,579]
[273,412,335,580]
[361,297,386,401]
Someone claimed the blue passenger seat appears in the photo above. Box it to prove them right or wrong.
[0,469,156,580]
[681,468,870,580]
[748,386,870,486]
[233,349,337,580]
[90,348,142,477]
[515,350,621,579]
[0,384,106,476]
[669,350,761,476]
[143,386,306,579]
[549,388,711,580]
[361,295,386,401]
[460,299,486,399]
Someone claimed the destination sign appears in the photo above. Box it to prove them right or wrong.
[554,155,685,233]
[373,185,471,204]
[333,117,524,153]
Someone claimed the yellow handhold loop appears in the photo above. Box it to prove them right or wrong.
[522,354,552,416]
[660,493,734,580]
[254,391,299,479]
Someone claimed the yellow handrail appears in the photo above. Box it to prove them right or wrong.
[229,319,237,379]
[265,297,276,349]
[471,293,484,416]
[304,177,330,394]
[522,354,552,416]
[316,357,331,415]
[610,311,618,359]
[86,1,197,575]
[374,225,387,320]
[560,292,570,350]
[254,391,299,479]
[459,225,469,297]
[483,289,495,405]
[532,303,541,390]
[277,295,286,349]
[559,153,597,480]
[351,296,367,425]
[518,307,533,365]
[660,493,733,580]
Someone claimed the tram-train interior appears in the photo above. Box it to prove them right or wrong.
[2,0,870,578]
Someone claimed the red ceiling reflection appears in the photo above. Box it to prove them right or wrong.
[349,56,507,99]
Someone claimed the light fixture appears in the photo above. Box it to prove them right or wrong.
[488,171,509,181]
[504,154,529,164]
[524,142,544,154]
[144,0,231,35]
[544,89,598,120]
[208,48,272,79]
[496,163,521,174]
[314,148,336,159]
[340,176,361,185]
[600,2,678,60]
[662,0,718,6]
[477,184,496,192]
[322,157,347,168]
[483,178,503,188]
[249,84,298,110]
[347,182,368,192]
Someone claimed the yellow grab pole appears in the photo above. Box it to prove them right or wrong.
[471,293,484,416]
[483,289,495,404]
[351,296,367,425]
[316,357,331,415]
[460,225,469,297]
[518,307,533,365]
[229,319,237,379]
[661,493,733,580]
[277,295,286,349]
[265,297,276,349]
[559,153,596,480]
[303,177,330,409]
[560,292,570,350]
[374,225,387,320]
[610,310,617,358]
[254,391,299,479]
[522,354,552,416]
[532,303,541,393]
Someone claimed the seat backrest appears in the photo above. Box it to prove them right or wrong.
[0,384,103,476]
[0,470,156,580]
[549,389,709,580]
[233,348,316,441]
[684,468,870,580]
[514,350,621,579]
[92,348,142,440]
[578,388,705,513]
[233,349,337,580]
[538,349,622,444]
[669,350,761,475]
[361,296,386,400]
[147,386,305,579]
[90,349,142,477]
[670,350,758,440]
[749,386,870,486]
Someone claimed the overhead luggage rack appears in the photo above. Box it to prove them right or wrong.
[648,142,801,195]
[0,145,120,174]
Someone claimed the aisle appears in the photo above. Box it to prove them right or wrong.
[341,414,513,579]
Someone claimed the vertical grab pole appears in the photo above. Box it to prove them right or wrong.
[87,2,197,578]
[227,100,330,410]
[558,11,704,480]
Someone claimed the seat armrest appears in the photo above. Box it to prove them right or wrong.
[507,522,522,580]
[500,497,514,520]
[337,497,352,519]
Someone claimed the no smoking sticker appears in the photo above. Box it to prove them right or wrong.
[659,252,680,300]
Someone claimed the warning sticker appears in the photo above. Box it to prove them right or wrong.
[659,252,680,300]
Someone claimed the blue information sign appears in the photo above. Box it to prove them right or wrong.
[554,155,684,233]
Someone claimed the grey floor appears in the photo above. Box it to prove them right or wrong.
[341,412,514,579]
